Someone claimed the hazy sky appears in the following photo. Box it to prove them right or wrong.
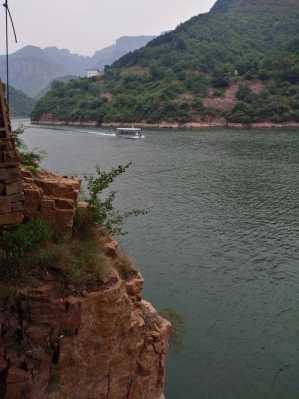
[0,0,216,56]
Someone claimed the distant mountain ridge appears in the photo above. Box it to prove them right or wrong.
[0,36,156,97]
[0,46,67,97]
[93,36,156,70]
[32,0,299,126]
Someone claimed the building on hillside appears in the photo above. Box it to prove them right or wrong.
[86,69,103,79]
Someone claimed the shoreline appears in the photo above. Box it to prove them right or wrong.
[32,120,299,130]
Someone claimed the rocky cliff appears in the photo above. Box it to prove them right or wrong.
[0,236,171,398]
[0,166,171,399]
[0,83,171,398]
[0,82,24,228]
[0,82,171,399]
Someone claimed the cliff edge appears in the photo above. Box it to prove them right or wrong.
[0,236,171,398]
[0,167,171,399]
[0,168,171,398]
[0,86,171,398]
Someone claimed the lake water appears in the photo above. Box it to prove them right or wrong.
[19,121,299,399]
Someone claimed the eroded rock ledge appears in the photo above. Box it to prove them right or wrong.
[0,237,171,399]
[1,167,171,398]
[22,169,81,233]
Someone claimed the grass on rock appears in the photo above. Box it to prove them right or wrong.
[0,219,114,295]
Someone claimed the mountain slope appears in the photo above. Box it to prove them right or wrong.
[35,75,78,99]
[0,36,156,98]
[93,36,156,70]
[0,46,68,97]
[32,0,299,125]
[8,86,35,117]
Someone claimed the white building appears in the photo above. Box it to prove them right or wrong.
[86,69,103,78]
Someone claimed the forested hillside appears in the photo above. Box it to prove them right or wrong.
[32,0,299,125]
[0,36,155,98]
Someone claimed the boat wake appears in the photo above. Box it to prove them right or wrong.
[79,130,116,137]
[24,124,116,137]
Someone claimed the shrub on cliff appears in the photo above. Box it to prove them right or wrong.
[0,218,112,289]
[0,219,52,281]
[0,163,145,289]
[1,219,51,259]
[33,238,112,287]
[75,163,146,236]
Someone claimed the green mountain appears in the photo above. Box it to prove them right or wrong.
[92,36,156,70]
[32,0,299,125]
[35,75,78,99]
[8,86,35,117]
[0,37,156,98]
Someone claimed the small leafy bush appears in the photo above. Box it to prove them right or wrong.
[0,231,112,288]
[85,163,131,235]
[58,239,111,284]
[26,237,112,286]
[76,163,147,236]
[0,162,144,288]
[1,219,52,258]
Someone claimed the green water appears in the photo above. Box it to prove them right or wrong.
[21,123,299,399]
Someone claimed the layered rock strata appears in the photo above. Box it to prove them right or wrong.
[22,169,80,233]
[0,238,171,399]
[0,81,24,227]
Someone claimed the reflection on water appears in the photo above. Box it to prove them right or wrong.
[19,120,299,399]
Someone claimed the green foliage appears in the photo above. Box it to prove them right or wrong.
[76,163,146,236]
[1,219,52,259]
[32,1,299,124]
[227,87,298,123]
[45,239,112,285]
[236,85,253,101]
[212,65,232,88]
[20,150,44,172]
[0,234,112,289]
[0,219,53,282]
[0,164,143,287]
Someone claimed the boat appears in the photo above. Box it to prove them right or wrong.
[116,127,144,139]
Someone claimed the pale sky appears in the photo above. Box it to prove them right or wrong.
[0,0,216,56]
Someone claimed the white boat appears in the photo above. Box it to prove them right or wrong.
[116,127,144,139]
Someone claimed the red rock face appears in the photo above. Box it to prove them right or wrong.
[0,269,171,399]
[22,169,81,233]
[0,82,24,227]
[203,84,239,112]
